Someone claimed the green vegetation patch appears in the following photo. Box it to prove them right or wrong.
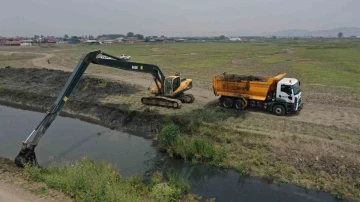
[157,123,228,166]
[24,158,199,202]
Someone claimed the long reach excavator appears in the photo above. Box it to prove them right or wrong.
[14,50,195,167]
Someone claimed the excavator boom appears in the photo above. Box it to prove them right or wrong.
[93,57,166,94]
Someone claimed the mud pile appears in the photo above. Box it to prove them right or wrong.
[0,67,139,99]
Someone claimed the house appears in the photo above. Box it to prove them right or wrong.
[124,37,138,43]
[229,37,242,41]
[44,36,56,43]
[67,39,80,44]
[0,37,7,46]
[5,41,21,46]
[20,42,32,46]
[115,37,124,43]
[86,40,102,45]
[103,40,114,44]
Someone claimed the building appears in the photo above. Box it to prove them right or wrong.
[20,42,32,46]
[0,37,7,46]
[67,39,80,44]
[229,37,242,41]
[86,40,102,45]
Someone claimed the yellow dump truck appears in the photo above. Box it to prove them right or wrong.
[212,72,303,116]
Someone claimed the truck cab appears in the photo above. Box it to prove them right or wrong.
[273,78,303,115]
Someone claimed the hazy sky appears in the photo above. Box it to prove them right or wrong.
[0,0,359,37]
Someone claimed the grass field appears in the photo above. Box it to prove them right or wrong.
[1,39,360,201]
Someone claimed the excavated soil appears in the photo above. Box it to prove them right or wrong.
[1,67,139,100]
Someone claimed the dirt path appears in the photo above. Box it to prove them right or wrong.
[0,157,72,202]
[0,182,50,202]
[0,185,28,202]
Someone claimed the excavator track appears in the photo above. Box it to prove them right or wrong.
[177,93,195,103]
[141,96,182,109]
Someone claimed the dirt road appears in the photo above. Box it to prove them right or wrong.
[0,183,45,202]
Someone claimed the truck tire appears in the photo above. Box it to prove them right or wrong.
[234,99,246,110]
[221,97,234,108]
[273,105,286,116]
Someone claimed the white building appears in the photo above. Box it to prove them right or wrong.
[20,42,32,46]
[229,38,242,41]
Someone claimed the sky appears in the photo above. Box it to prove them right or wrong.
[0,0,359,37]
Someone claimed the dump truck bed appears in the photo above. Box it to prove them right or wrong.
[212,72,286,101]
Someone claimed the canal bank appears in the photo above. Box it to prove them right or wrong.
[0,104,344,202]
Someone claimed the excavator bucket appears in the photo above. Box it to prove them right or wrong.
[14,144,38,168]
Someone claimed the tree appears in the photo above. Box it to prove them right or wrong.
[89,35,94,39]
[64,34,69,39]
[338,32,343,39]
[219,35,226,40]
[127,32,134,37]
[34,35,39,39]
[135,34,144,40]
[145,36,151,42]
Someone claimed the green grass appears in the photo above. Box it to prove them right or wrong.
[157,123,228,165]
[19,40,360,92]
[23,158,199,202]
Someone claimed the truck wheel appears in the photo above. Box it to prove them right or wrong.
[221,97,234,108]
[234,99,245,110]
[273,105,286,116]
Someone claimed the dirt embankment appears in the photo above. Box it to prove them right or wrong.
[0,67,165,138]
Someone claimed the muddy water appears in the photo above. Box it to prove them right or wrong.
[0,104,155,176]
[0,105,343,202]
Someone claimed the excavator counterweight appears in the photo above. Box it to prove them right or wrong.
[14,50,194,167]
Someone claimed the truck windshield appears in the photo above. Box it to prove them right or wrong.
[292,82,301,95]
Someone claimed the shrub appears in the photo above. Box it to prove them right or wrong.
[158,123,180,150]
[150,183,181,202]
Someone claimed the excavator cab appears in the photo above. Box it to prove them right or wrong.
[164,76,181,96]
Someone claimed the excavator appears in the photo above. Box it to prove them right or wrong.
[14,50,194,167]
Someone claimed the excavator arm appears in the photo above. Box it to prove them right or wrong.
[93,57,166,94]
[15,50,129,167]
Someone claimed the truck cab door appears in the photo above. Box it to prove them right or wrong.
[277,84,293,103]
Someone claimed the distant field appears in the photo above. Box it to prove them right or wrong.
[3,40,359,88]
[1,41,360,107]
